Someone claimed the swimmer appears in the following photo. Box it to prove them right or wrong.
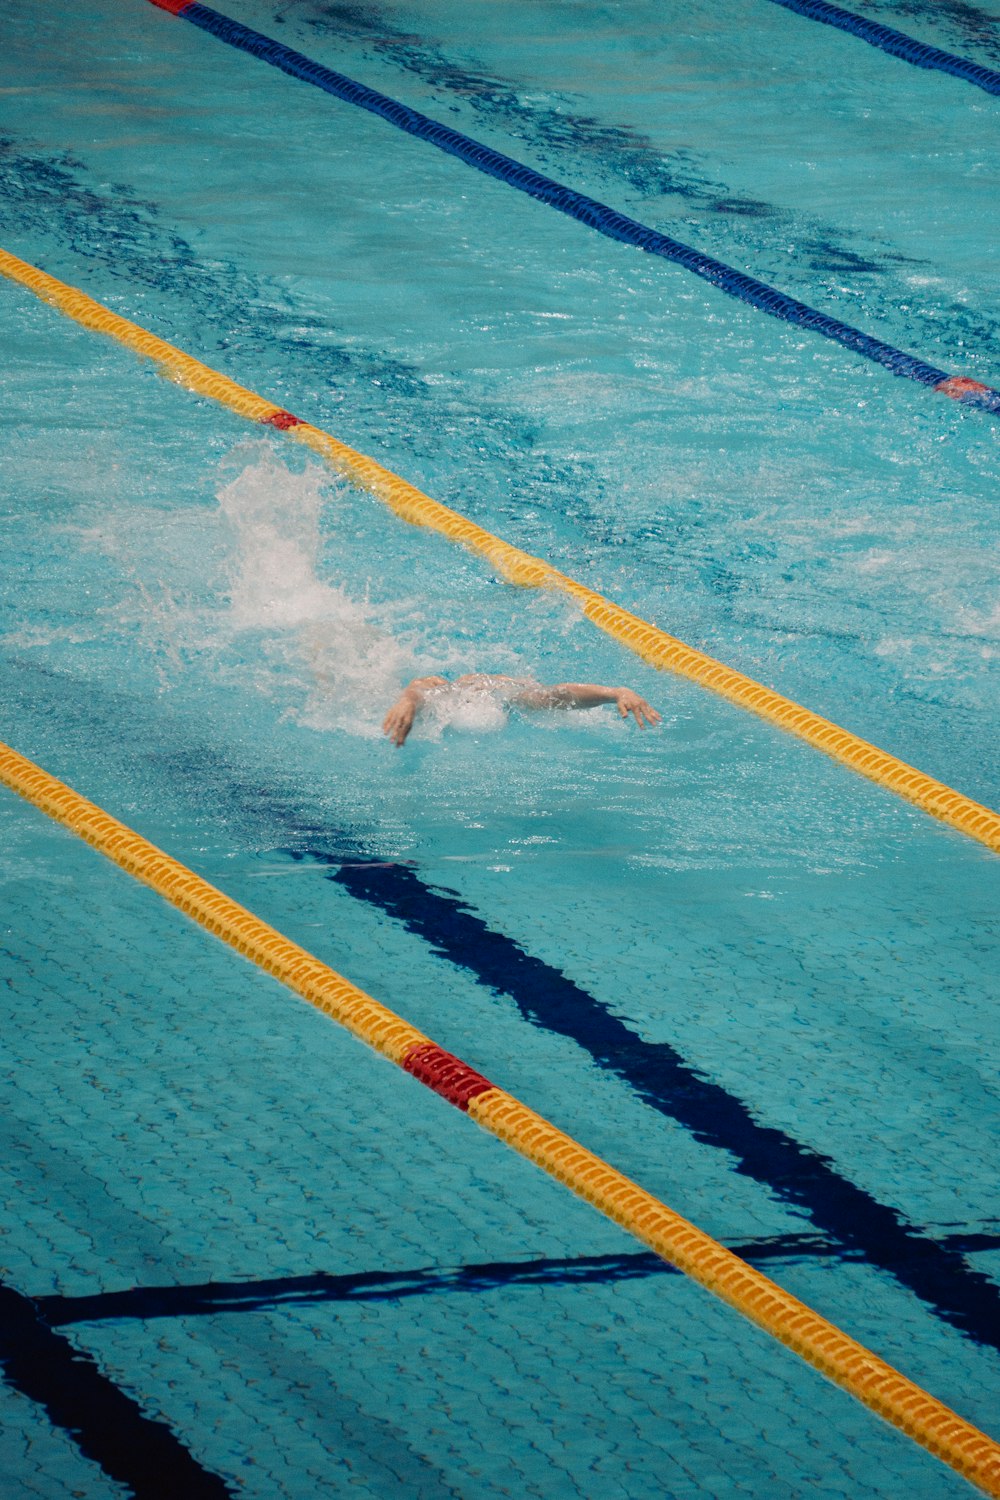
[382,673,661,747]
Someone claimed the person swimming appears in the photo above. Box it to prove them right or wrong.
[382,673,661,747]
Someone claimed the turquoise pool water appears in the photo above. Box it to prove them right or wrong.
[0,1,998,1495]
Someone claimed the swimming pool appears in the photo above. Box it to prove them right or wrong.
[1,0,998,1495]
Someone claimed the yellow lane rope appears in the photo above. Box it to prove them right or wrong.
[0,735,998,1496]
[2,245,997,855]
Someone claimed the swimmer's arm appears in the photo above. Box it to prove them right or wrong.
[382,676,448,747]
[511,683,661,728]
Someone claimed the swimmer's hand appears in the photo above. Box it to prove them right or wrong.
[382,692,418,747]
[382,676,447,746]
[613,688,661,729]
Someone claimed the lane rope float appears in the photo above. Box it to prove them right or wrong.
[2,245,998,855]
[321,848,1000,1352]
[143,0,1000,414]
[1,736,999,1497]
[765,0,1000,95]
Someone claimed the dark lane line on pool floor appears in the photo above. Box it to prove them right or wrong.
[0,1278,235,1499]
[764,0,1000,92]
[288,849,1000,1356]
[284,9,910,264]
[145,0,1000,412]
[278,2,1000,362]
[7,110,995,381]
[4,660,997,1356]
[35,1230,1000,1328]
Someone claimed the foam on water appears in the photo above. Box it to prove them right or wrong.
[212,446,606,745]
[1,7,998,1496]
[164,445,553,744]
[218,444,342,634]
[64,441,415,736]
[215,443,414,736]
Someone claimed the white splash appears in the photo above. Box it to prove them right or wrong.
[216,443,411,736]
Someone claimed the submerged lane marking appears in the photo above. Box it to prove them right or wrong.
[1,736,999,1496]
[318,851,1000,1355]
[0,1279,234,1498]
[7,655,993,1357]
[144,0,1000,411]
[1,244,998,853]
[765,0,1000,94]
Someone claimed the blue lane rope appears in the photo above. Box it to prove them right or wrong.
[765,0,1000,96]
[152,2,1000,413]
